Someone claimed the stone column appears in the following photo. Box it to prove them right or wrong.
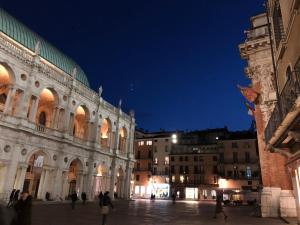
[5,147,24,193]
[51,107,59,129]
[76,171,84,195]
[17,91,31,118]
[3,86,16,115]
[37,169,46,199]
[124,167,132,199]
[13,163,28,192]
[62,171,69,200]
[29,96,40,122]
[109,166,117,199]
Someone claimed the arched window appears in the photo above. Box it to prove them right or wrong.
[38,112,46,126]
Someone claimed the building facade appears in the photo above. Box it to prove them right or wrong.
[0,9,135,201]
[133,130,173,198]
[239,1,300,219]
[170,129,260,201]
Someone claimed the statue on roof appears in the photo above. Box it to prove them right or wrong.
[34,40,41,55]
[98,85,103,97]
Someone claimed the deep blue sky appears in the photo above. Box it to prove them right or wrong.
[1,0,264,131]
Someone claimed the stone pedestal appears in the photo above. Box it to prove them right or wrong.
[280,190,297,217]
[261,187,281,217]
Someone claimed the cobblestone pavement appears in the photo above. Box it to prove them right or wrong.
[29,199,296,225]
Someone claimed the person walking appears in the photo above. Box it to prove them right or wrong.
[81,192,87,205]
[100,191,114,225]
[12,190,20,205]
[71,192,78,210]
[213,191,227,221]
[6,189,16,208]
[98,191,103,206]
[12,191,32,225]
[171,193,176,204]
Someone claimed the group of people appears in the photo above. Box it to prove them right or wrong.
[0,189,33,225]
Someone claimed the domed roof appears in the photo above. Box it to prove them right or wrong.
[0,8,90,87]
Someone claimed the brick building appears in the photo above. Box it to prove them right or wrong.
[239,1,300,219]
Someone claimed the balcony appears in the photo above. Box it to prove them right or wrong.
[265,70,300,144]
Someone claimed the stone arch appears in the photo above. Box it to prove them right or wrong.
[21,149,51,199]
[66,158,84,197]
[35,88,59,128]
[100,118,112,149]
[0,63,15,112]
[73,105,90,139]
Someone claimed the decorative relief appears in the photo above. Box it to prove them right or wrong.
[4,145,11,153]
[21,148,27,155]
[53,154,57,161]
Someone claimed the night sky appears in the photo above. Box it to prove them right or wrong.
[1,0,264,131]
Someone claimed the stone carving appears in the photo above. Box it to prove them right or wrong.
[21,148,27,155]
[4,145,11,153]
[34,40,41,55]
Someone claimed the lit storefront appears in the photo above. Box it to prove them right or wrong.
[185,188,198,200]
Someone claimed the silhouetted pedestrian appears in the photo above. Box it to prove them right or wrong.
[71,192,77,210]
[81,192,87,205]
[98,191,103,206]
[13,191,32,225]
[171,193,176,204]
[213,191,227,221]
[12,190,20,205]
[100,191,114,225]
[7,189,16,208]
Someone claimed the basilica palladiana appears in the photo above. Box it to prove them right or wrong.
[0,9,135,201]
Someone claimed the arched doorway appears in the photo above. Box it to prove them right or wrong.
[22,151,49,199]
[115,167,124,198]
[0,64,13,112]
[94,164,108,195]
[67,159,83,197]
[119,127,127,154]
[36,88,58,128]
[73,105,90,139]
[100,118,111,150]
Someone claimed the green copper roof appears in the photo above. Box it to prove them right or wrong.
[0,8,90,87]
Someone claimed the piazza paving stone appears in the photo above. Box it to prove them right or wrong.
[28,199,297,225]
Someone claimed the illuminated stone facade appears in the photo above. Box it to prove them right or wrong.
[0,9,135,201]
